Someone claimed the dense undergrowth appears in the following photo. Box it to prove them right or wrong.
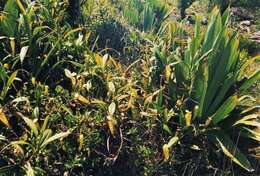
[0,0,259,175]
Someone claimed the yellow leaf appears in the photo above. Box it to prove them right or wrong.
[0,14,4,22]
[108,56,122,72]
[95,54,103,67]
[11,141,28,156]
[91,99,106,106]
[144,95,153,106]
[3,63,9,69]
[216,137,252,171]
[107,116,115,136]
[165,65,171,81]
[233,114,258,126]
[127,97,135,109]
[21,114,39,136]
[108,82,115,94]
[74,93,89,104]
[163,144,170,161]
[108,102,116,116]
[185,110,192,126]
[130,88,138,97]
[44,85,49,95]
[191,145,201,151]
[16,0,26,14]
[64,28,83,38]
[0,109,11,128]
[24,162,35,176]
[167,136,179,147]
[12,144,24,156]
[78,133,84,151]
[31,77,36,85]
[176,99,182,108]
[64,69,76,86]
[10,37,15,55]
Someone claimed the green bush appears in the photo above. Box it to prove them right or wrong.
[146,7,260,174]
[233,0,260,7]
[122,0,168,32]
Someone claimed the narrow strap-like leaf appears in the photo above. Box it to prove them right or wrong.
[211,95,238,124]
[21,114,39,136]
[208,130,254,172]
[239,70,260,93]
[41,130,71,147]
[0,109,11,128]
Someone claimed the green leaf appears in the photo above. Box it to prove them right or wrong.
[163,124,172,135]
[6,70,18,89]
[40,115,50,133]
[208,130,254,172]
[0,65,8,83]
[204,34,236,115]
[239,70,260,93]
[207,74,235,115]
[226,38,239,72]
[217,137,253,171]
[1,70,18,99]
[221,7,230,26]
[179,109,185,126]
[1,0,19,37]
[202,9,222,53]
[193,62,208,119]
[211,95,238,124]
[21,114,39,136]
[39,129,52,149]
[22,14,32,43]
[32,26,50,36]
[142,4,155,31]
[0,165,19,174]
[41,130,71,147]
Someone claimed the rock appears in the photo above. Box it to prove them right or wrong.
[240,20,251,26]
[64,172,70,176]
[231,7,239,15]
[250,31,260,43]
[231,7,253,21]
[251,31,260,36]
[201,17,208,25]
[187,15,195,24]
